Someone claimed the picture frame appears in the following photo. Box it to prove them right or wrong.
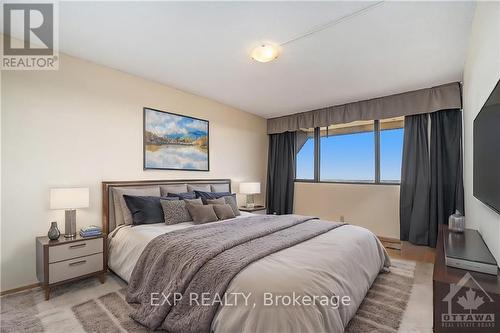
[143,107,209,171]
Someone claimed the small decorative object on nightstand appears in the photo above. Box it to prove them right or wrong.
[36,233,106,300]
[80,225,102,238]
[448,210,465,232]
[47,222,60,240]
[239,182,261,208]
[50,187,89,238]
[239,205,266,215]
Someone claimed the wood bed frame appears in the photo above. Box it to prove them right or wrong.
[101,179,232,235]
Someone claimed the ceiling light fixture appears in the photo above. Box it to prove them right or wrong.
[250,43,280,63]
[249,1,384,63]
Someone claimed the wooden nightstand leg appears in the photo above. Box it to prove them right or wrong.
[98,273,105,284]
[45,286,50,301]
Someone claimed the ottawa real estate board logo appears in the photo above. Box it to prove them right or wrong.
[442,272,496,330]
[2,2,59,70]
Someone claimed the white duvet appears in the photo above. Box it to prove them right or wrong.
[108,213,390,333]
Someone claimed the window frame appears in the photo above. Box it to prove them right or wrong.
[295,119,402,185]
[294,128,316,180]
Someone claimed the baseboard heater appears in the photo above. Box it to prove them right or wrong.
[444,228,498,275]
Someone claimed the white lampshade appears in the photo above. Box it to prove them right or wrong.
[239,182,261,194]
[50,187,89,210]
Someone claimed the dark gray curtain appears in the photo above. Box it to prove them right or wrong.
[266,131,296,215]
[429,109,464,247]
[400,114,431,245]
[400,109,464,247]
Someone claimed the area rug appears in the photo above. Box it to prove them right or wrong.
[345,259,416,333]
[1,259,418,333]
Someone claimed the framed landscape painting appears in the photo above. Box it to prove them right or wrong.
[143,107,209,171]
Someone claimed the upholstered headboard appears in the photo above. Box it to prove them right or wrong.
[102,179,231,234]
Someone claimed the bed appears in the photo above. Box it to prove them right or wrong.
[103,179,390,333]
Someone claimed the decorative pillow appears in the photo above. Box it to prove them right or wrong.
[123,195,168,225]
[160,184,188,196]
[112,186,161,225]
[224,194,241,216]
[187,184,211,192]
[213,204,236,220]
[184,198,203,206]
[211,184,230,193]
[194,190,232,204]
[206,198,226,205]
[160,199,192,225]
[167,192,196,200]
[186,204,218,224]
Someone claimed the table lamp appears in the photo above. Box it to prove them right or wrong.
[239,182,260,208]
[50,187,89,238]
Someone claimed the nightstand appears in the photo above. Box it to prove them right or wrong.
[239,205,267,215]
[36,234,106,300]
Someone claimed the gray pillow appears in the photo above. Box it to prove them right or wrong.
[187,184,211,192]
[160,184,188,196]
[224,195,241,216]
[160,200,192,225]
[186,204,218,224]
[112,186,161,225]
[213,204,236,220]
[185,198,203,206]
[206,197,226,205]
[211,184,230,193]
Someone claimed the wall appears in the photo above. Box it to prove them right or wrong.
[294,182,400,239]
[1,52,267,291]
[462,2,500,263]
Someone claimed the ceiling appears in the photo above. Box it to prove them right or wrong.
[7,1,476,118]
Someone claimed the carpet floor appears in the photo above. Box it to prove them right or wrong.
[1,259,432,332]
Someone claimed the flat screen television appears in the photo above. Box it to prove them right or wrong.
[473,79,500,214]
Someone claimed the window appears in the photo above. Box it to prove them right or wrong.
[296,128,315,180]
[295,117,404,184]
[380,117,404,183]
[320,121,375,182]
